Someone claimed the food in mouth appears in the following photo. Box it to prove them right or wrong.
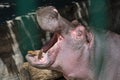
[28,49,43,59]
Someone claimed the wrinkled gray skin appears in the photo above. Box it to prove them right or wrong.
[26,6,120,80]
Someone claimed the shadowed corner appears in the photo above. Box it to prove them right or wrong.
[0,23,19,75]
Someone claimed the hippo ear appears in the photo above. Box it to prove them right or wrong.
[86,32,94,48]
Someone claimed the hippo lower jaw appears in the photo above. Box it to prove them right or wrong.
[26,52,50,68]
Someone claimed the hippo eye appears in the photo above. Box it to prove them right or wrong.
[77,30,82,36]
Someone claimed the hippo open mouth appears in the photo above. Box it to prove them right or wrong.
[38,33,61,60]
[27,32,63,68]
[42,33,59,53]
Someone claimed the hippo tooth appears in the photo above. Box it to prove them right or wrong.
[39,52,49,64]
[38,50,44,59]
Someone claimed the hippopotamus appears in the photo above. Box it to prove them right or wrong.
[26,6,120,80]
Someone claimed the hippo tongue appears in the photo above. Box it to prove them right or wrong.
[42,33,58,53]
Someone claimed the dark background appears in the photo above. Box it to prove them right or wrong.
[0,0,120,34]
[0,0,80,24]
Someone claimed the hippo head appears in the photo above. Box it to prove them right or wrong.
[26,6,94,79]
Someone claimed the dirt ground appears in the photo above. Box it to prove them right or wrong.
[20,62,66,80]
